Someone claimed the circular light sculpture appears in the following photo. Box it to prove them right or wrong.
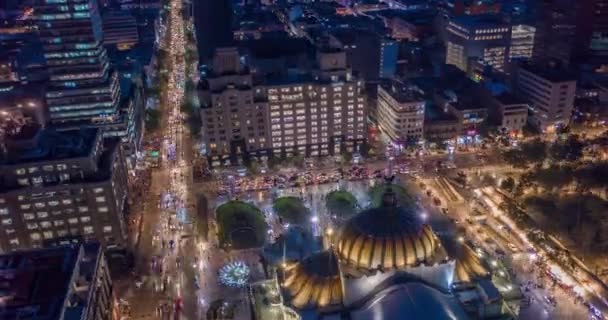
[219,261,250,288]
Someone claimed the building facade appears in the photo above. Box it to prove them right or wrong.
[532,0,576,65]
[199,48,367,166]
[32,0,121,125]
[102,10,139,50]
[31,0,140,160]
[445,16,511,73]
[514,62,577,132]
[0,128,128,251]
[199,48,270,166]
[510,24,535,61]
[0,243,114,320]
[377,81,425,145]
[483,92,529,135]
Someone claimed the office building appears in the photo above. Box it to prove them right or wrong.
[31,0,121,125]
[377,81,425,145]
[481,90,528,135]
[445,15,511,74]
[102,10,139,50]
[0,127,128,251]
[31,0,143,161]
[193,0,233,62]
[328,29,398,80]
[433,68,488,143]
[424,104,461,143]
[199,48,367,166]
[0,243,114,320]
[509,24,535,61]
[532,0,576,65]
[514,61,577,132]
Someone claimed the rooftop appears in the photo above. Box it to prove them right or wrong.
[379,81,425,103]
[519,61,577,83]
[494,92,527,105]
[1,128,98,165]
[450,14,509,29]
[0,243,102,320]
[425,103,458,121]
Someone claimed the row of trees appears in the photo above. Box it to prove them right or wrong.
[501,136,586,168]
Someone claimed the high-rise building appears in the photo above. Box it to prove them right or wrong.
[0,127,129,250]
[263,49,367,158]
[509,24,535,61]
[31,0,121,125]
[199,48,367,166]
[0,243,114,320]
[102,10,139,50]
[514,61,577,132]
[31,0,143,162]
[445,15,511,74]
[377,81,425,145]
[193,0,233,62]
[532,0,576,65]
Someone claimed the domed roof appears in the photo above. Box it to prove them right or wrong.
[336,199,440,272]
[282,251,343,309]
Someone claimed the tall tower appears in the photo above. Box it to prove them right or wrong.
[194,0,234,62]
[31,0,121,125]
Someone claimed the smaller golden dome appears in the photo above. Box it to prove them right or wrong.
[282,251,343,309]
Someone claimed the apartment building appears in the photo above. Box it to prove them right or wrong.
[0,127,128,251]
[377,81,425,145]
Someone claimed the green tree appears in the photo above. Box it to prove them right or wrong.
[326,190,358,218]
[549,135,585,162]
[216,201,267,249]
[273,197,310,225]
[528,165,573,191]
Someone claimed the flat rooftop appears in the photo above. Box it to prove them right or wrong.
[494,92,527,105]
[379,81,424,103]
[450,14,509,29]
[0,243,101,320]
[1,127,98,165]
[519,62,577,83]
[425,103,458,121]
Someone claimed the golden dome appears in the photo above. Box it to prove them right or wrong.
[336,206,440,272]
[455,244,489,282]
[282,251,343,309]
